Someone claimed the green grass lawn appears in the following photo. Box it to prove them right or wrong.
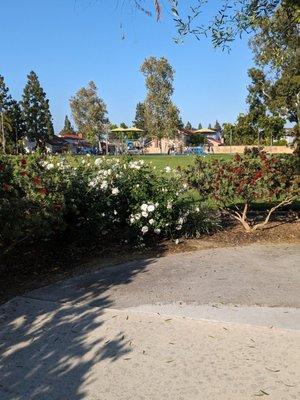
[136,154,233,169]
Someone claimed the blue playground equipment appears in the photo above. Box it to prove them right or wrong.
[183,146,206,156]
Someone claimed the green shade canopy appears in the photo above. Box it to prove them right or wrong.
[192,128,216,134]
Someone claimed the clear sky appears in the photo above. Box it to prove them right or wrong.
[1,0,254,133]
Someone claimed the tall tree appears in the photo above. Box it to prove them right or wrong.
[249,1,299,154]
[141,57,181,151]
[60,115,75,135]
[185,121,192,130]
[21,71,54,143]
[214,120,222,132]
[133,102,146,130]
[0,75,13,153]
[7,101,26,146]
[70,81,108,144]
[208,123,212,129]
[197,122,202,129]
[120,122,128,129]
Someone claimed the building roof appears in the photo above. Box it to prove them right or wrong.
[60,133,84,140]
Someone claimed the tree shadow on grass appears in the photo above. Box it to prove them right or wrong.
[0,257,155,399]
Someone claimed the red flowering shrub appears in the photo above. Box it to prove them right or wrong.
[187,153,299,232]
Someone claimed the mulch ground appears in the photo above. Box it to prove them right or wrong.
[0,218,299,305]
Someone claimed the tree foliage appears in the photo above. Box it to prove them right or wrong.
[249,2,299,125]
[130,1,293,49]
[70,81,108,144]
[141,57,181,148]
[21,71,54,142]
[60,115,75,135]
[133,102,147,131]
[185,121,192,130]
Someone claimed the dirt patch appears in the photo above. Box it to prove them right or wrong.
[0,220,299,304]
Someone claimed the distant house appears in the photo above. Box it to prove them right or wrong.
[59,133,93,154]
[23,132,93,154]
[45,136,68,153]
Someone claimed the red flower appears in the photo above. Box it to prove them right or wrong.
[21,158,27,166]
[20,171,27,177]
[33,176,41,185]
[38,187,47,195]
[234,154,241,162]
[253,170,263,182]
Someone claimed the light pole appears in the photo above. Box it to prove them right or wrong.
[0,105,5,154]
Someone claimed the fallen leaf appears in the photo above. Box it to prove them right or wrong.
[255,389,269,396]
[279,380,295,387]
[265,367,280,373]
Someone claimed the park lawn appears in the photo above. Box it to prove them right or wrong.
[136,154,233,169]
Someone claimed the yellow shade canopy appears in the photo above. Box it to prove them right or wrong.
[124,127,144,132]
[110,127,128,132]
[193,128,216,134]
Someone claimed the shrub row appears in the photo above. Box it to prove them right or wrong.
[0,153,298,250]
[0,154,216,248]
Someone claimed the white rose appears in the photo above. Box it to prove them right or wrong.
[149,219,154,225]
[176,225,182,231]
[154,228,161,234]
[178,217,184,225]
[165,166,171,173]
[141,226,148,234]
[46,163,54,170]
[100,181,108,190]
[142,211,148,218]
[167,202,172,210]
[141,204,148,211]
[111,187,119,195]
[147,204,155,212]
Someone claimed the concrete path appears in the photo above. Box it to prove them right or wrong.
[0,244,300,399]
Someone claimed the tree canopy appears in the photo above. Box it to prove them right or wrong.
[70,81,108,144]
[141,56,181,148]
[21,71,53,143]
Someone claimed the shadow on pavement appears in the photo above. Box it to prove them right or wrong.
[0,257,155,399]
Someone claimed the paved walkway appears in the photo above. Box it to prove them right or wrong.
[0,244,299,399]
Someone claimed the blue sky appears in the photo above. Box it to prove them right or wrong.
[1,0,254,132]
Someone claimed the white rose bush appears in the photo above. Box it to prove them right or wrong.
[0,154,217,248]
